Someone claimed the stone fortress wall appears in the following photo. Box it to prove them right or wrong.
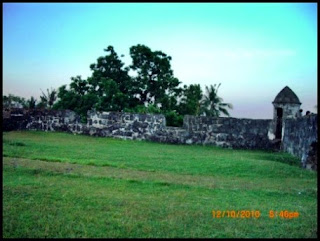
[3,109,273,149]
[3,108,317,170]
[2,86,317,170]
[282,114,317,170]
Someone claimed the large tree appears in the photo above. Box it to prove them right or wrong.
[89,46,138,109]
[53,76,99,120]
[54,45,232,126]
[178,84,203,116]
[200,84,233,117]
[54,46,136,119]
[129,44,181,109]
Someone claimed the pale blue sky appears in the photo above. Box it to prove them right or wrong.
[3,3,317,118]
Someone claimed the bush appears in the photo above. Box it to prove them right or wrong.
[165,111,183,127]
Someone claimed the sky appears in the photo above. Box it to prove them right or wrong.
[3,3,317,119]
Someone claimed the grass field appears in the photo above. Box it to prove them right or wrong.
[2,131,318,238]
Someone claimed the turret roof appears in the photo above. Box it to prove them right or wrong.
[272,86,301,104]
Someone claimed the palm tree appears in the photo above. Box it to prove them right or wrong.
[40,88,57,109]
[200,83,233,117]
[27,96,37,109]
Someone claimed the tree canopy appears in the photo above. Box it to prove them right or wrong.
[3,45,233,126]
[3,94,27,109]
[50,44,232,126]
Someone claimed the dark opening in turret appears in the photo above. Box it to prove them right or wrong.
[275,108,283,139]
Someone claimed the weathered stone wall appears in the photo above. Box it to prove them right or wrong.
[86,111,166,140]
[3,109,274,150]
[3,109,318,169]
[2,108,32,131]
[282,114,318,170]
[25,109,85,134]
[18,110,167,139]
[183,115,273,149]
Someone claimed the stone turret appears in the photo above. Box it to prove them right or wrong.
[269,86,301,140]
[272,86,301,120]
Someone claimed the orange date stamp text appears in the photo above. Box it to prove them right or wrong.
[212,210,261,219]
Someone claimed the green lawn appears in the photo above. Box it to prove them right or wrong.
[2,131,318,238]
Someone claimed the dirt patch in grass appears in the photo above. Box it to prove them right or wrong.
[3,157,316,194]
